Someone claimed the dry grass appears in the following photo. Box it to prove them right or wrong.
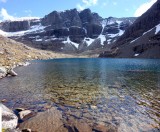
[0,35,89,68]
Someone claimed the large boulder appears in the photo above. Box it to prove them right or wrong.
[1,104,18,129]
[19,107,68,132]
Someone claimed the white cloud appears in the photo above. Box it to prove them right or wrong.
[0,8,39,21]
[0,0,7,3]
[0,8,15,21]
[77,0,98,10]
[134,0,157,17]
[76,4,85,11]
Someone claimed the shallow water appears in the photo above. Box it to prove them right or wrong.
[0,58,160,131]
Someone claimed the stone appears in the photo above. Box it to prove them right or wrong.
[19,107,68,132]
[90,105,97,109]
[19,110,36,121]
[8,69,18,76]
[1,104,18,129]
[93,123,118,132]
[0,67,7,78]
[65,117,92,132]
[1,99,7,103]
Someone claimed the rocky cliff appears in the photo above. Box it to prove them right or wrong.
[0,9,135,53]
[100,0,160,58]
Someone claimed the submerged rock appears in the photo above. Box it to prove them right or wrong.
[19,107,68,132]
[1,104,18,130]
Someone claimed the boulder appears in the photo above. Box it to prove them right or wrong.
[1,104,18,129]
[19,107,68,132]
[64,118,92,132]
[0,67,7,79]
[8,69,18,76]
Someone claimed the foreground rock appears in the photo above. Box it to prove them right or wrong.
[1,104,18,130]
[7,69,18,76]
[19,107,68,132]
[0,67,7,78]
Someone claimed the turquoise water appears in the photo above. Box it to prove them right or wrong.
[0,58,160,131]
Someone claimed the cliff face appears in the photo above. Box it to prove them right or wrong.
[0,9,135,53]
[100,0,160,58]
[0,21,30,32]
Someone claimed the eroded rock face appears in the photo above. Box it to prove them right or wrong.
[69,26,86,43]
[99,0,160,58]
[117,0,160,45]
[42,8,82,28]
[103,23,119,34]
[0,21,30,32]
[0,8,136,53]
[86,24,102,38]
[79,8,102,25]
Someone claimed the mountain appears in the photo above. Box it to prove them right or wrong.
[99,0,160,58]
[0,9,136,53]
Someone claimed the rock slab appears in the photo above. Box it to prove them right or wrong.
[19,107,68,132]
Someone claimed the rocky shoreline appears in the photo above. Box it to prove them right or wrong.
[1,102,118,132]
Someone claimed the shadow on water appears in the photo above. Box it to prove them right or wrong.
[0,58,160,131]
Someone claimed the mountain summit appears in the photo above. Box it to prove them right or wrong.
[0,8,135,53]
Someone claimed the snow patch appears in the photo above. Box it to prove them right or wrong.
[1,17,40,22]
[35,38,42,42]
[85,38,95,46]
[118,30,124,36]
[116,21,122,24]
[63,37,79,49]
[0,24,46,37]
[98,35,106,45]
[155,24,160,34]
[130,37,140,43]
[134,54,139,57]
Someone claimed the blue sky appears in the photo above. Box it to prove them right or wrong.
[0,0,157,21]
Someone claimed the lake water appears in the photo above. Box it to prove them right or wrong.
[0,58,160,131]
